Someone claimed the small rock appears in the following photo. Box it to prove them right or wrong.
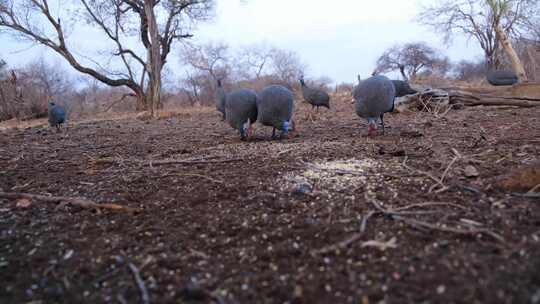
[292,182,313,195]
[437,285,446,294]
[464,165,480,178]
[16,198,32,208]
[63,249,74,260]
[180,283,207,301]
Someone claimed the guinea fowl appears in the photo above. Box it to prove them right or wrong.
[215,79,226,120]
[391,80,417,97]
[47,101,66,132]
[353,75,396,136]
[257,85,294,139]
[225,89,258,141]
[299,76,330,121]
[487,70,518,86]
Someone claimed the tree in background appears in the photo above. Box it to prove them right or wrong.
[236,44,274,80]
[180,42,309,106]
[269,48,307,86]
[452,59,489,81]
[418,0,539,70]
[487,0,528,82]
[0,0,214,118]
[374,42,448,81]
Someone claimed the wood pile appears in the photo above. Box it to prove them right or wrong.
[395,83,540,112]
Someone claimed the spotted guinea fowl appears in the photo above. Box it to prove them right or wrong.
[47,101,66,132]
[487,70,518,86]
[225,89,258,141]
[215,79,226,120]
[353,75,396,136]
[257,85,294,139]
[391,80,417,97]
[299,76,330,120]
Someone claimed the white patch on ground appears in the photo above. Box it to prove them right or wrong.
[284,158,402,197]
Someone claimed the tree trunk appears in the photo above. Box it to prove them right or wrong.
[494,24,528,83]
[144,1,162,119]
[399,65,408,81]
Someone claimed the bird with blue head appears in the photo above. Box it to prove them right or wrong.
[256,85,294,140]
[47,98,66,132]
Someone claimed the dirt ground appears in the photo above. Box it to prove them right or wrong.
[1,95,539,304]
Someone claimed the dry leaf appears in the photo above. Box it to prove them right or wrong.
[16,198,31,208]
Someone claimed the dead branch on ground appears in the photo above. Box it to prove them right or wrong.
[0,192,140,214]
[365,195,505,243]
[313,211,375,255]
[128,262,150,304]
[94,157,244,167]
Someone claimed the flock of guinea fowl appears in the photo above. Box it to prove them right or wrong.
[214,75,417,140]
[47,74,419,139]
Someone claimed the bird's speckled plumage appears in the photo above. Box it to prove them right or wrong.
[257,85,294,138]
[300,78,330,109]
[215,79,226,120]
[225,89,258,140]
[392,80,417,97]
[354,75,395,135]
[47,101,66,131]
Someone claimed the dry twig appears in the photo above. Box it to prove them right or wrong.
[0,192,140,214]
[313,211,376,255]
[95,157,243,167]
[128,262,150,304]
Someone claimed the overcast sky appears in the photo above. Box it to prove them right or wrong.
[0,0,484,84]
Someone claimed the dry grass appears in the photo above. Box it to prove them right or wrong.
[0,105,216,131]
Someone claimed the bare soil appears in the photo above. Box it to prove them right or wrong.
[1,97,539,304]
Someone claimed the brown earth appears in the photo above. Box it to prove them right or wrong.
[1,96,540,304]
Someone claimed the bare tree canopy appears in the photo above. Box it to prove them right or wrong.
[237,44,274,80]
[0,0,215,117]
[374,42,447,80]
[418,0,540,69]
[180,42,309,105]
[182,42,231,81]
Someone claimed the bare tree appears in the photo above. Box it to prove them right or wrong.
[418,0,539,70]
[374,42,446,80]
[453,59,488,80]
[182,42,231,81]
[237,44,273,80]
[0,0,214,118]
[269,48,307,85]
[487,0,528,81]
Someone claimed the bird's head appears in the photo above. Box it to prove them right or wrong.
[48,101,56,110]
[281,121,291,134]
[367,117,377,137]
